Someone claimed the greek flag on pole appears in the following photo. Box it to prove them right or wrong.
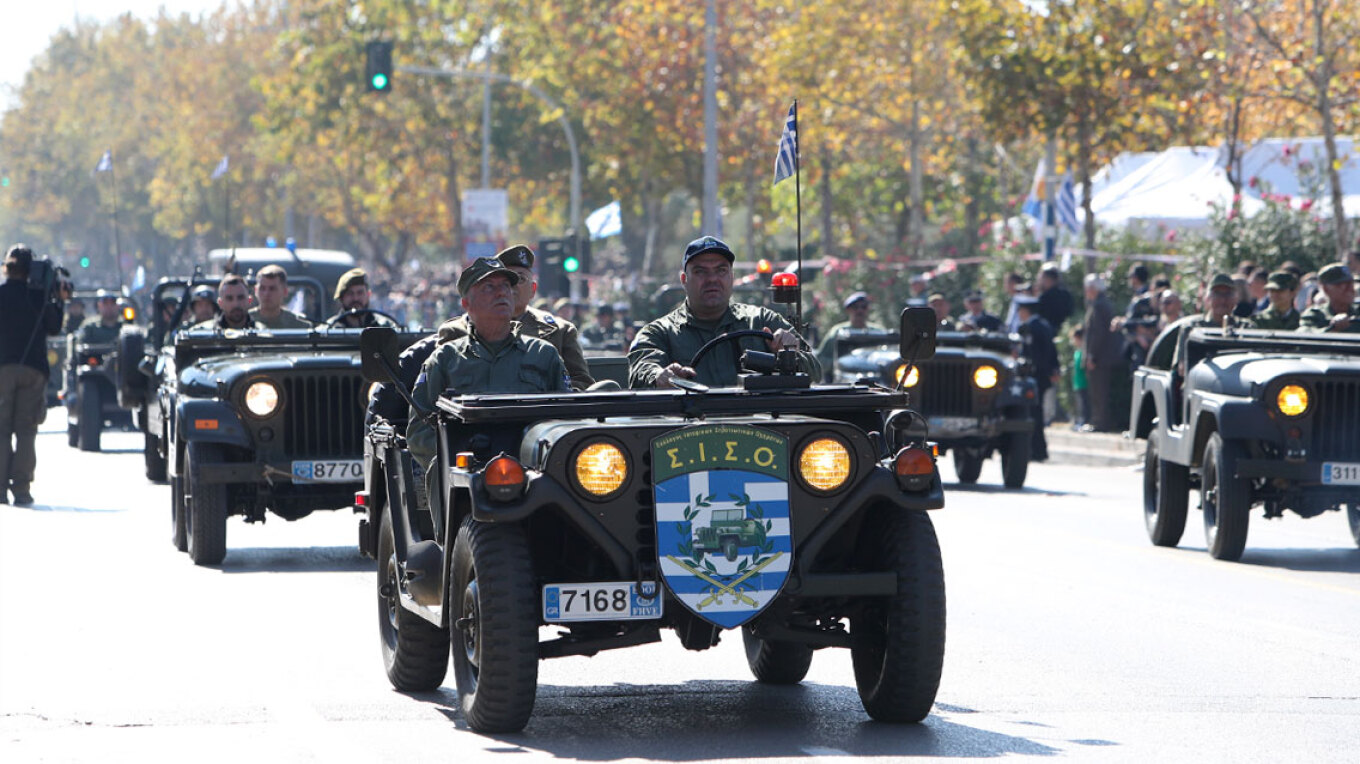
[93,150,112,174]
[1021,156,1046,220]
[1056,174,1079,233]
[211,155,230,180]
[773,103,798,186]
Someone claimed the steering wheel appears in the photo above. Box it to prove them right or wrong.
[686,330,775,369]
[325,308,401,328]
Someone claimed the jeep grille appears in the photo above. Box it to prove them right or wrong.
[282,374,365,457]
[912,359,975,417]
[1311,379,1360,460]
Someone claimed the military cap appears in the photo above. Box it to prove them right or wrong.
[928,293,947,303]
[1317,263,1353,285]
[1264,271,1298,291]
[1207,273,1236,291]
[333,268,368,300]
[95,288,116,301]
[843,291,869,309]
[496,245,535,270]
[596,303,615,316]
[682,235,735,265]
[963,290,984,302]
[457,257,520,296]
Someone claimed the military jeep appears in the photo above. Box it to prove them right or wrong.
[61,294,139,452]
[1131,327,1360,559]
[355,307,947,732]
[833,329,1036,488]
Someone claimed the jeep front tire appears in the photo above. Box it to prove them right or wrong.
[185,441,228,566]
[1202,433,1250,561]
[742,627,813,684]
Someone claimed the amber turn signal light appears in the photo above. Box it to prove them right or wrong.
[894,447,935,492]
[483,455,527,502]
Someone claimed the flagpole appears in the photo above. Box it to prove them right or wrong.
[107,150,125,292]
[793,99,804,341]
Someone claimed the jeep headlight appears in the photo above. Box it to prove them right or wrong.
[973,364,999,390]
[1276,384,1309,417]
[574,441,628,498]
[798,437,851,493]
[895,364,920,388]
[244,380,280,417]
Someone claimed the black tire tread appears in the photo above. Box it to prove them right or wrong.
[952,450,982,484]
[378,507,449,691]
[170,469,187,552]
[186,442,228,566]
[852,510,946,723]
[452,518,539,733]
[1347,505,1360,549]
[145,431,167,483]
[742,628,813,684]
[1001,433,1029,489]
[1204,434,1250,561]
[78,380,101,452]
[1144,429,1189,547]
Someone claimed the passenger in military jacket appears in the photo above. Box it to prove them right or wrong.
[247,265,312,329]
[437,245,593,390]
[1251,271,1300,331]
[77,291,123,344]
[409,258,570,469]
[1297,264,1358,334]
[192,275,264,331]
[629,236,820,388]
[1148,273,1255,372]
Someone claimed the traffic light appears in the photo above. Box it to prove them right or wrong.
[537,238,568,297]
[79,256,91,268]
[1,176,9,188]
[365,41,393,93]
[566,236,591,274]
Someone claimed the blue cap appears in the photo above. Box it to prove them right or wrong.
[682,236,735,266]
[843,291,869,309]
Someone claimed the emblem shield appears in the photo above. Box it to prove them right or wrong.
[652,424,792,628]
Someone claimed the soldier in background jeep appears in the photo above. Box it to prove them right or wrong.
[1298,264,1356,334]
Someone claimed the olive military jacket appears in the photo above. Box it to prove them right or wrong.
[438,306,593,390]
[407,327,571,468]
[628,301,821,388]
[248,307,313,329]
[1298,303,1360,333]
[1251,306,1300,331]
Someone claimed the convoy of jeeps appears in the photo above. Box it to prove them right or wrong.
[55,244,1355,732]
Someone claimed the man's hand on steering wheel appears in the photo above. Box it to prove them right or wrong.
[655,362,697,389]
[766,327,799,352]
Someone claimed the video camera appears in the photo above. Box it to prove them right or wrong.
[27,257,72,302]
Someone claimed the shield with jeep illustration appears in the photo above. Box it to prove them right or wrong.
[653,423,793,628]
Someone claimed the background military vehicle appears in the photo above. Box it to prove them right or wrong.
[833,329,1036,488]
[356,307,946,733]
[61,290,138,451]
[207,247,357,316]
[1131,327,1360,559]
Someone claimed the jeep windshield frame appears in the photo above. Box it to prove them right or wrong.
[1186,328,1360,362]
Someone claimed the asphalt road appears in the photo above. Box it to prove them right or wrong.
[2,415,1357,763]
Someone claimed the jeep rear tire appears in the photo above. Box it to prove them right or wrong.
[1143,429,1189,547]
[185,442,228,566]
[952,449,982,484]
[78,380,102,452]
[742,627,813,684]
[722,538,739,562]
[378,506,449,691]
[1346,505,1359,548]
[67,421,78,448]
[170,468,188,552]
[1202,433,1250,561]
[851,510,946,723]
[1001,432,1030,489]
[144,431,167,483]
[450,517,538,733]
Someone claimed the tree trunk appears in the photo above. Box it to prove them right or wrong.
[446,141,464,260]
[908,99,924,259]
[1078,118,1095,251]
[964,135,980,258]
[1312,0,1348,258]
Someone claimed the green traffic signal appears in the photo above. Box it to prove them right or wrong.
[1,176,9,187]
[79,256,91,268]
[371,73,389,91]
[562,256,581,273]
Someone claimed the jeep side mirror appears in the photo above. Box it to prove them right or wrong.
[360,327,400,384]
[900,307,937,361]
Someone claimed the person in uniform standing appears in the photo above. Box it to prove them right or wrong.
[1015,294,1058,461]
[815,291,886,373]
[957,290,1003,332]
[1298,264,1357,334]
[248,265,312,329]
[439,245,594,390]
[0,245,64,505]
[629,236,820,388]
[408,257,570,471]
[1251,271,1301,330]
[1081,274,1122,432]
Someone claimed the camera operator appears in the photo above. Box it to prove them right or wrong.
[1,244,65,505]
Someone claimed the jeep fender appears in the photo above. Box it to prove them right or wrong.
[174,398,251,449]
[997,375,1038,408]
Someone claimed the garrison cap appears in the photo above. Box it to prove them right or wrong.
[682,236,735,266]
[1207,273,1236,292]
[457,257,520,296]
[333,268,369,300]
[1317,263,1353,285]
[843,291,869,309]
[496,245,535,270]
[1264,271,1298,291]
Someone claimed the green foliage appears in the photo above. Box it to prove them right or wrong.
[1180,183,1339,283]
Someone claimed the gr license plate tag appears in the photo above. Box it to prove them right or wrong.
[542,582,663,622]
[1320,462,1360,486]
[291,460,364,483]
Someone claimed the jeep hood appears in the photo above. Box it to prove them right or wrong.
[179,350,362,395]
[1197,352,1360,392]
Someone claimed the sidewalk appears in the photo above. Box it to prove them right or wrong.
[1043,425,1144,468]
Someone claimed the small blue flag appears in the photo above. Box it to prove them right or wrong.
[773,103,798,186]
[586,201,621,240]
[1056,174,1080,234]
[211,155,229,180]
[93,150,112,174]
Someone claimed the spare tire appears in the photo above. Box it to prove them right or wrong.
[117,327,148,409]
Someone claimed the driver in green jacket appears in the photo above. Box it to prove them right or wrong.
[628,236,819,388]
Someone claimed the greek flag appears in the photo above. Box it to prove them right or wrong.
[1021,156,1046,220]
[210,155,230,180]
[1056,174,1080,233]
[773,103,798,186]
[93,150,112,174]
[586,200,621,239]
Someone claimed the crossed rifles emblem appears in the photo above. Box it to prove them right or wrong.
[666,552,784,609]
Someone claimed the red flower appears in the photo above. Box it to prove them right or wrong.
[1300,199,1314,211]
[1248,176,1258,188]
[1165,230,1178,242]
